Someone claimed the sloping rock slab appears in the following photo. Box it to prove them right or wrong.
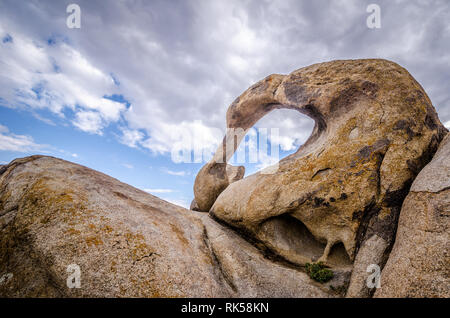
[0,156,331,297]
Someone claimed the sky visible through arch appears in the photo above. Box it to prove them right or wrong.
[0,0,449,208]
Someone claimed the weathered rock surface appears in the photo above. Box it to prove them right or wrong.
[0,156,333,297]
[192,164,245,212]
[194,58,447,280]
[189,198,200,211]
[194,163,245,212]
[1,59,448,298]
[374,133,450,298]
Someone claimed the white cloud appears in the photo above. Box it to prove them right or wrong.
[122,163,134,169]
[444,121,450,129]
[143,188,189,208]
[0,0,449,163]
[162,168,189,177]
[57,149,79,159]
[161,197,190,209]
[254,109,313,152]
[119,128,144,148]
[0,124,45,152]
[144,188,175,194]
[0,26,125,135]
[0,125,8,133]
[143,189,190,208]
[134,119,223,157]
[73,111,105,135]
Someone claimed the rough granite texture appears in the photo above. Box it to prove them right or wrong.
[194,59,447,284]
[0,59,448,298]
[0,156,333,297]
[375,133,449,297]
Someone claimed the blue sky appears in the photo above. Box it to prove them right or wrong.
[0,103,200,207]
[1,0,449,208]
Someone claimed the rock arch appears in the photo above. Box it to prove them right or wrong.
[194,59,447,270]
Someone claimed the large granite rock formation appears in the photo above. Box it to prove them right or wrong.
[374,133,449,297]
[0,59,448,298]
[194,59,447,284]
[0,156,332,297]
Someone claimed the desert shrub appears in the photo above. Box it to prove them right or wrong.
[305,261,333,283]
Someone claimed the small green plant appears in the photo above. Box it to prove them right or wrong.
[305,261,333,283]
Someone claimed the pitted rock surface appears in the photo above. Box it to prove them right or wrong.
[374,133,450,298]
[194,59,447,271]
[0,156,331,297]
[1,59,448,298]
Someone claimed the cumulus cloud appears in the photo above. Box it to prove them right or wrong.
[0,21,125,135]
[73,111,105,135]
[118,128,144,148]
[0,0,449,162]
[254,109,314,152]
[0,124,45,152]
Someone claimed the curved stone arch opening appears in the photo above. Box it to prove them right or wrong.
[194,95,352,266]
[193,59,447,294]
[193,72,330,213]
[228,108,315,177]
[215,102,328,170]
